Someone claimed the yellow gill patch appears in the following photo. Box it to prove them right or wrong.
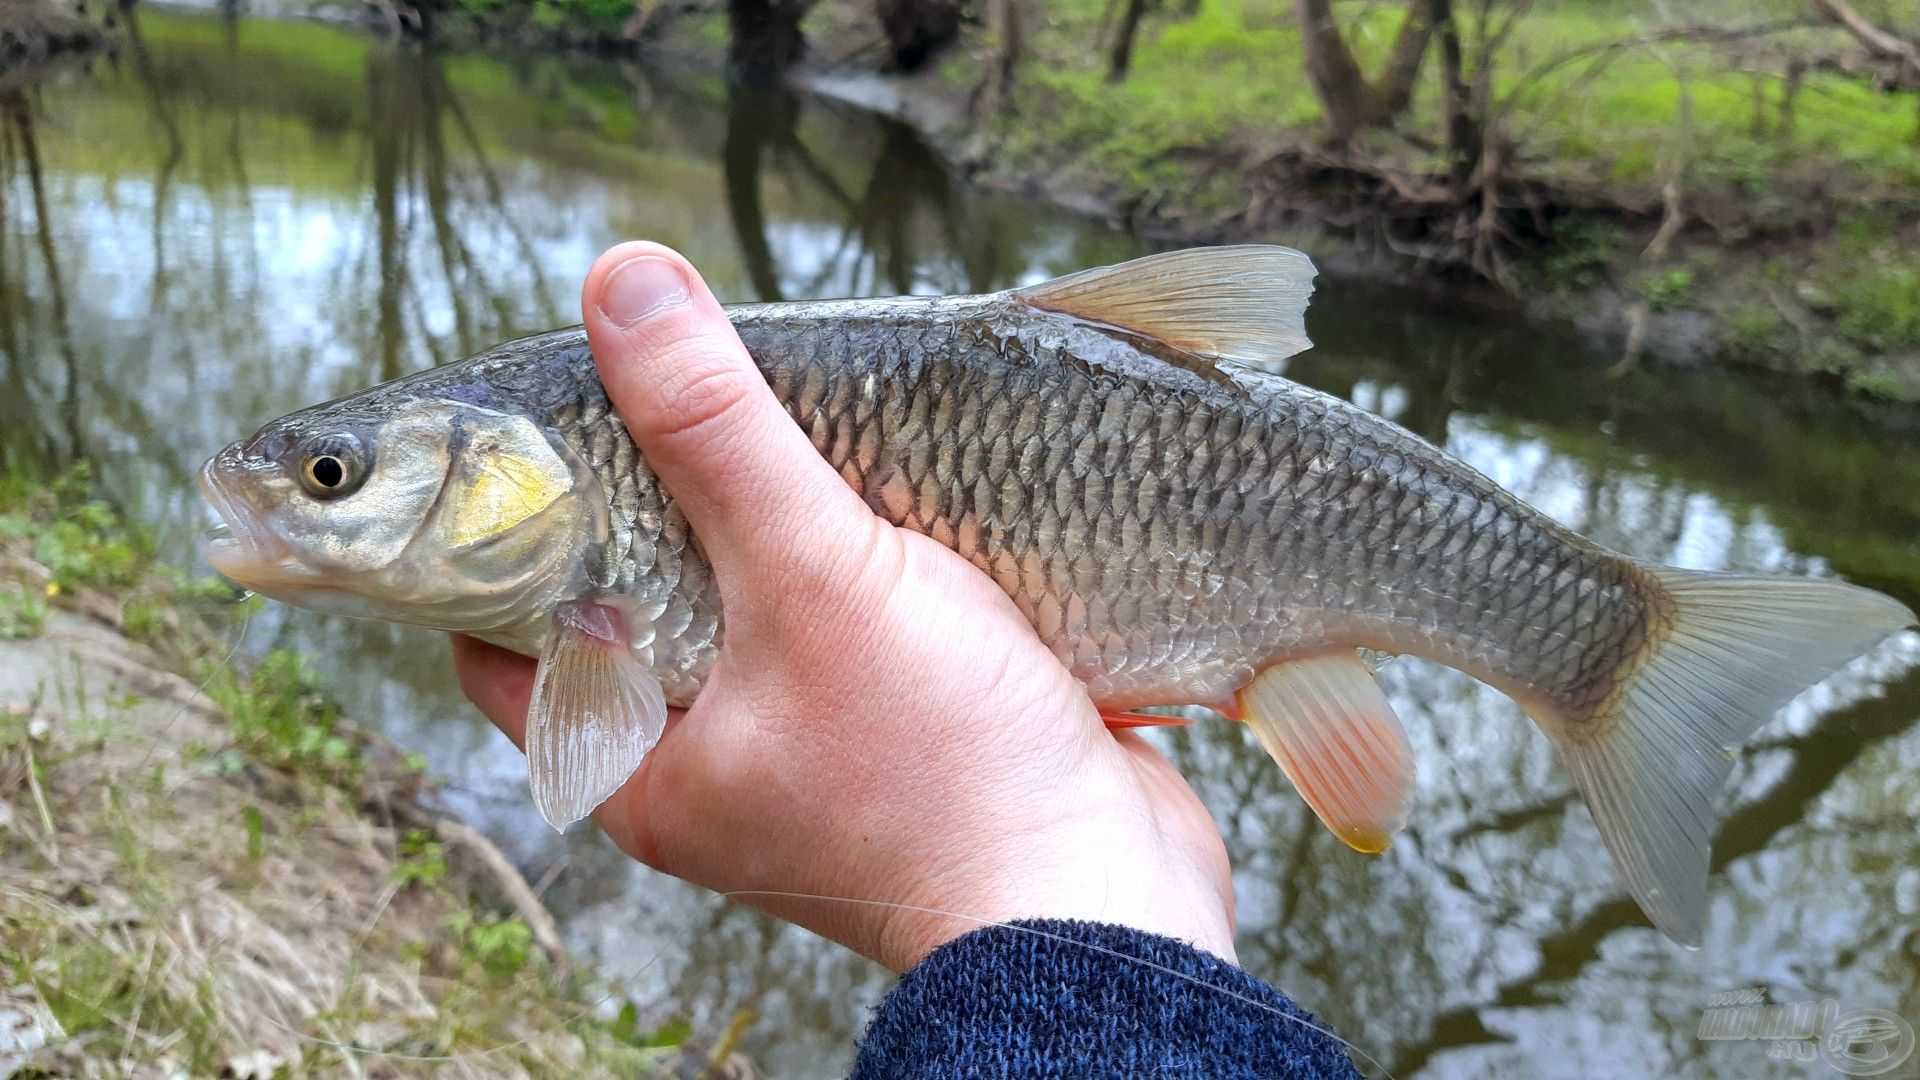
[443,423,574,548]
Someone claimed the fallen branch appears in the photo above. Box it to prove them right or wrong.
[1810,0,1920,71]
[432,816,569,966]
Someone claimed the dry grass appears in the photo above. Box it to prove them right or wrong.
[0,468,743,1078]
[0,612,672,1077]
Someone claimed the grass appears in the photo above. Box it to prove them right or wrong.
[1699,213,1920,397]
[0,460,732,1077]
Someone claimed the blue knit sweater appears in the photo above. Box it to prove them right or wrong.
[850,919,1361,1078]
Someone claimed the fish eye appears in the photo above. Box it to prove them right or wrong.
[293,435,367,499]
[307,455,345,489]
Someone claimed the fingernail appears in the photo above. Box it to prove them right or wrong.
[599,256,691,328]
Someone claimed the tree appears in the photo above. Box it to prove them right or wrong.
[971,0,1024,120]
[1810,0,1920,71]
[877,0,965,72]
[1292,0,1434,142]
[1106,0,1150,81]
[1429,0,1477,194]
[728,0,813,76]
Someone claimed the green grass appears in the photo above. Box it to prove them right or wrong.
[0,581,47,639]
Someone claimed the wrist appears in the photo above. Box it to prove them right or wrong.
[871,829,1237,971]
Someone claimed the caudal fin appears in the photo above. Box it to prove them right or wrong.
[1533,567,1912,945]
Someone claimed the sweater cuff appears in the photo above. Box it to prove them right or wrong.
[850,918,1360,1079]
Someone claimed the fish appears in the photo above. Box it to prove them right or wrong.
[197,245,1914,945]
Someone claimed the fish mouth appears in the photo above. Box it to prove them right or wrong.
[196,448,309,591]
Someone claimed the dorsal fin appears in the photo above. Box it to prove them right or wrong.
[1010,245,1316,373]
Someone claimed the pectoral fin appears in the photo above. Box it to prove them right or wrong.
[1236,652,1413,854]
[526,600,667,831]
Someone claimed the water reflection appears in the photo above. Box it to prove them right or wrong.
[2,13,1917,1077]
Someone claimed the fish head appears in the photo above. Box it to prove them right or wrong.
[198,394,604,636]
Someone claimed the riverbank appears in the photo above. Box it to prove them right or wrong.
[785,0,1920,400]
[552,0,1919,401]
[0,465,746,1077]
[1,0,108,82]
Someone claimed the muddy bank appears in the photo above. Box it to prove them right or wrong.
[0,477,748,1077]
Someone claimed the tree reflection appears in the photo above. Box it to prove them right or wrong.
[363,43,566,378]
[0,87,80,462]
[719,83,1018,301]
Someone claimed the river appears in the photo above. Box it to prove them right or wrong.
[3,11,1917,1077]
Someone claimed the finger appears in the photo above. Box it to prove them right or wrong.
[581,242,869,574]
[450,633,535,747]
[451,632,684,864]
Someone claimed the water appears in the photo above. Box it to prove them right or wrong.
[4,12,1919,1077]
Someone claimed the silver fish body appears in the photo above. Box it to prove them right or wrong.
[474,299,1643,721]
[199,246,1913,943]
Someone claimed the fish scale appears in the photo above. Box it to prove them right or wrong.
[557,298,1630,712]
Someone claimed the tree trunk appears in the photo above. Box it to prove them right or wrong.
[1364,2,1432,123]
[728,0,809,78]
[1294,0,1370,141]
[877,0,965,72]
[1430,0,1478,193]
[1107,0,1148,82]
[972,0,1024,119]
[1294,0,1433,141]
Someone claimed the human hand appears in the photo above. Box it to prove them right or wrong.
[451,242,1235,972]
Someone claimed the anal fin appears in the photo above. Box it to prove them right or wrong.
[527,599,667,831]
[1236,652,1412,854]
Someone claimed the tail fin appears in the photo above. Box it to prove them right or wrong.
[1532,567,1913,945]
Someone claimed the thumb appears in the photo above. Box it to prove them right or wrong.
[581,242,869,575]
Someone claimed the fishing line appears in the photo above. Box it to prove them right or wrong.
[720,888,1398,1080]
[247,976,630,1065]
[138,588,255,772]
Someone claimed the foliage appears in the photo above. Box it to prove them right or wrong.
[208,649,361,783]
[456,0,634,33]
[1822,219,1920,353]
[0,463,147,591]
[390,827,451,887]
[1530,216,1626,293]
[1636,267,1696,311]
[447,911,537,978]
